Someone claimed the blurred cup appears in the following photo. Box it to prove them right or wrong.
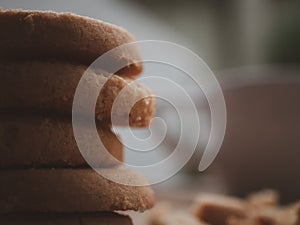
[215,65,300,203]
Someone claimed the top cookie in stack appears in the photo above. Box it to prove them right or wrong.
[0,9,155,225]
[0,9,143,76]
[0,9,155,127]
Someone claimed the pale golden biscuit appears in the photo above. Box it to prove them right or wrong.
[0,212,133,225]
[0,114,122,168]
[0,61,155,127]
[0,169,154,213]
[246,190,279,208]
[193,194,247,225]
[192,191,300,225]
[151,212,207,225]
[149,202,208,225]
[0,9,142,77]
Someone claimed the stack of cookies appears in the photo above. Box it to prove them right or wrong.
[0,9,155,224]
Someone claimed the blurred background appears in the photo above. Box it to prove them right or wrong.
[2,0,300,209]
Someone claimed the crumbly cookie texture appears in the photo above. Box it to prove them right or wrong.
[0,169,154,213]
[0,114,123,168]
[0,61,155,127]
[0,9,142,77]
[149,190,300,225]
[0,212,133,225]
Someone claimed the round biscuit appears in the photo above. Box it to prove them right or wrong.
[0,61,155,127]
[0,9,142,77]
[0,114,123,168]
[0,168,154,213]
[0,212,133,225]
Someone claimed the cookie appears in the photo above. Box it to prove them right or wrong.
[149,202,206,225]
[193,194,247,225]
[0,9,142,77]
[151,212,206,225]
[0,168,154,213]
[0,61,155,127]
[0,114,122,168]
[0,212,133,225]
[192,191,300,225]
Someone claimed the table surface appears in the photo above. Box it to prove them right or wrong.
[129,172,227,225]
